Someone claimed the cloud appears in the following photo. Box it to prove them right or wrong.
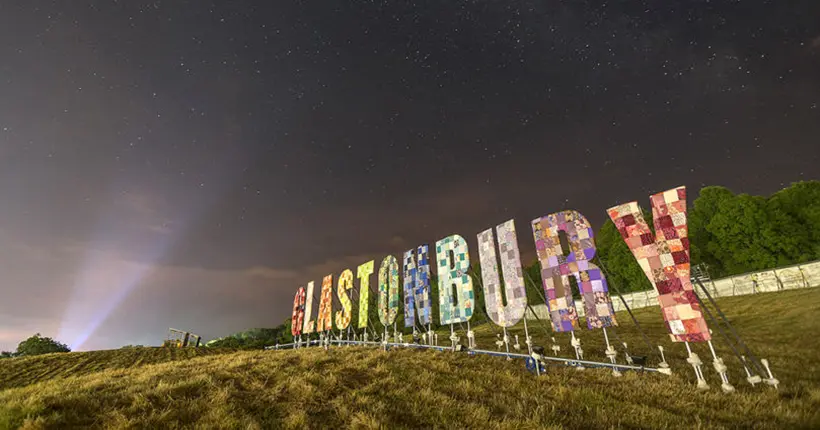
[243,266,300,280]
[0,316,62,349]
[119,192,161,217]
[388,236,407,248]
[115,191,177,236]
[0,226,394,352]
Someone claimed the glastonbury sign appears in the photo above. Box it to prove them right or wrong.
[284,186,779,393]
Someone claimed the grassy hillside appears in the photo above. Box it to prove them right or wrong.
[1,289,819,429]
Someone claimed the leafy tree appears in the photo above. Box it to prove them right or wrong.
[762,197,814,266]
[523,259,545,305]
[206,327,289,349]
[280,318,294,343]
[0,351,16,359]
[706,194,781,275]
[767,181,820,260]
[16,333,70,356]
[688,186,735,274]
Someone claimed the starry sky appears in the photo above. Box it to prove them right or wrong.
[0,1,818,351]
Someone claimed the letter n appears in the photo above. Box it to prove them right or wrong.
[402,245,432,328]
[378,255,400,327]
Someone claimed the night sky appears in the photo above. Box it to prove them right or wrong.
[1,1,818,351]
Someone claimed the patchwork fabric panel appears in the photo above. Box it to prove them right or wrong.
[415,245,433,326]
[531,210,618,332]
[477,219,527,327]
[357,261,375,329]
[403,245,433,327]
[607,186,711,342]
[402,249,417,328]
[378,255,400,327]
[291,286,305,336]
[302,281,315,334]
[436,235,475,325]
[335,269,353,330]
[316,274,334,332]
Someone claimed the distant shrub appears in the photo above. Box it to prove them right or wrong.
[15,333,70,357]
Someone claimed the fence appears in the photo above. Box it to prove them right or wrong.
[526,260,820,320]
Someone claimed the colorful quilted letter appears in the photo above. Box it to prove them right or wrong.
[291,287,305,336]
[316,274,334,332]
[531,211,617,331]
[335,269,353,330]
[403,245,432,328]
[302,281,316,334]
[607,186,710,342]
[436,235,475,325]
[357,260,375,329]
[378,255,400,327]
[477,219,528,327]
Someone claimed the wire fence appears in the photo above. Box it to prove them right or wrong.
[526,259,820,319]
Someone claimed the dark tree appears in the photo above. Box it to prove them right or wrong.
[16,333,70,356]
[689,186,735,274]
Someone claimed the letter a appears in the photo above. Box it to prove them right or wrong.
[316,274,334,332]
[607,186,710,342]
[477,219,527,327]
[436,234,475,325]
[531,210,617,331]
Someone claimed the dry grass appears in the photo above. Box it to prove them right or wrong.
[1,289,819,429]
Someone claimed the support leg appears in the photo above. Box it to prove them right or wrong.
[657,345,672,375]
[449,324,459,352]
[523,317,533,356]
[603,328,622,377]
[570,331,585,370]
[550,337,561,356]
[685,342,709,390]
[622,342,634,365]
[707,339,735,393]
[760,359,780,389]
[741,356,762,386]
[502,327,511,360]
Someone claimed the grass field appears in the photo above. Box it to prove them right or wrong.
[1,288,819,429]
